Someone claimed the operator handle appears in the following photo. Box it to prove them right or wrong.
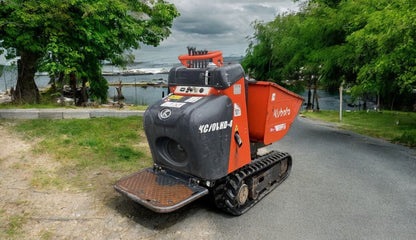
[178,49,223,68]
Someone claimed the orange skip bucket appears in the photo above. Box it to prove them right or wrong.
[247,81,304,145]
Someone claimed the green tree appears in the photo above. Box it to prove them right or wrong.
[244,0,416,110]
[243,14,305,85]
[344,0,416,109]
[243,5,345,110]
[0,0,179,104]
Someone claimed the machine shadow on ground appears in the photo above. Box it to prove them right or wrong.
[106,195,228,230]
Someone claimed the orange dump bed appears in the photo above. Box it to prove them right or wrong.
[247,81,304,145]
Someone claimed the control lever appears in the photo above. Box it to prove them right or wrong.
[234,131,243,147]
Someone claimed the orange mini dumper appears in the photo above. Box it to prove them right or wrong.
[115,49,304,215]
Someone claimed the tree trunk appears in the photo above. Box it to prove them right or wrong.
[314,85,320,112]
[49,75,57,92]
[13,51,40,104]
[312,85,315,109]
[70,72,77,101]
[377,94,381,111]
[390,94,396,111]
[306,83,312,110]
[116,80,125,100]
[79,78,89,106]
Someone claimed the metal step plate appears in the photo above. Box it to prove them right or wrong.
[115,168,208,213]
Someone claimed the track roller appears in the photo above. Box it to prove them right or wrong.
[212,151,292,215]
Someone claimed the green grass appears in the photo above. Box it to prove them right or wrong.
[127,105,148,111]
[30,169,64,189]
[40,230,53,240]
[0,213,28,238]
[302,110,416,147]
[12,116,152,189]
[0,117,151,238]
[14,116,150,169]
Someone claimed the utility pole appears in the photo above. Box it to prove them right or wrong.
[339,81,344,121]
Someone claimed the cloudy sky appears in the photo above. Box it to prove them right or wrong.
[137,0,302,63]
[0,0,302,65]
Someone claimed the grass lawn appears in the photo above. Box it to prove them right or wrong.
[301,110,416,147]
[0,117,151,238]
[10,116,152,190]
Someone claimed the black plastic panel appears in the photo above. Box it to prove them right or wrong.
[144,94,234,180]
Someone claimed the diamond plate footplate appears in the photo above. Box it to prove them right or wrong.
[115,168,208,213]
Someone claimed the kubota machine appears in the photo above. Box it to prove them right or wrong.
[115,48,304,215]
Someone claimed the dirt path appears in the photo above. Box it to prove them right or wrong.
[0,125,180,240]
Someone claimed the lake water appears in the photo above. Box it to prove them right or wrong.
[0,68,170,105]
[0,55,374,110]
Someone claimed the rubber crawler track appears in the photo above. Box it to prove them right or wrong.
[213,151,292,215]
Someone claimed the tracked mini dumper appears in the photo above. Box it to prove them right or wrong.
[115,49,304,215]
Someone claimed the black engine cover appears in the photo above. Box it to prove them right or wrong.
[144,94,233,180]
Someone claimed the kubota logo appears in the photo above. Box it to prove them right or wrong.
[274,107,291,118]
[158,108,172,120]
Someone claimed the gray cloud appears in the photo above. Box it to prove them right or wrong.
[174,16,234,35]
[242,4,277,16]
[137,0,301,59]
[165,0,300,46]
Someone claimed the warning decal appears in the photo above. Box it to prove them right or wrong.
[168,95,183,100]
[270,123,287,132]
[185,97,202,103]
[160,102,186,108]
